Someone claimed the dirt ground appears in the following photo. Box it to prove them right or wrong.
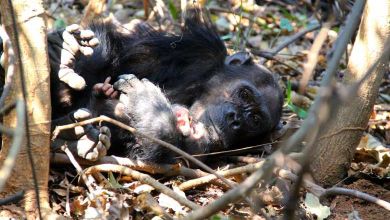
[330,179,390,220]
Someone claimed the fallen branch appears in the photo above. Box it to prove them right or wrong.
[53,115,251,204]
[51,153,233,190]
[84,164,200,210]
[53,152,210,177]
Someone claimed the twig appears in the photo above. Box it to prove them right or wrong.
[299,19,334,93]
[179,160,265,191]
[228,156,263,164]
[53,116,245,199]
[0,190,24,205]
[62,145,106,219]
[320,187,390,211]
[265,23,321,58]
[80,0,107,28]
[0,25,15,107]
[185,152,283,220]
[84,164,200,210]
[52,153,184,176]
[187,141,279,158]
[0,100,25,191]
[251,51,303,76]
[0,123,14,136]
[0,101,16,116]
[51,153,233,190]
[281,0,366,156]
[282,0,366,211]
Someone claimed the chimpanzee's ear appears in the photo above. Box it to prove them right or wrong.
[225,51,253,66]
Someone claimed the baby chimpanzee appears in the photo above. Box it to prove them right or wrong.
[47,9,284,163]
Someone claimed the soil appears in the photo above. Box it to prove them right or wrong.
[329,179,390,220]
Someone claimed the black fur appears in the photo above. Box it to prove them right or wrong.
[48,10,284,163]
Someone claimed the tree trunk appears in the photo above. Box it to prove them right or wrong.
[311,0,390,186]
[0,0,51,218]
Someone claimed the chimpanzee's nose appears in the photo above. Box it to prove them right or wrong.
[225,110,241,130]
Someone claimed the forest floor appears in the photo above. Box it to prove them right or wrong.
[2,0,389,219]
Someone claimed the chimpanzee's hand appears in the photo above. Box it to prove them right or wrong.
[92,77,119,99]
[50,24,99,90]
[112,74,180,162]
[113,74,177,137]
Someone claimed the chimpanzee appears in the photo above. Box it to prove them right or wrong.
[2,9,284,163]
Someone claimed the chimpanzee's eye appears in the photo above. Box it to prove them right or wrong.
[252,114,261,125]
[239,88,252,101]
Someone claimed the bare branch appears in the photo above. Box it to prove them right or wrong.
[0,25,15,107]
[53,115,243,195]
[0,100,25,191]
[84,164,200,210]
[320,187,390,211]
[61,145,106,219]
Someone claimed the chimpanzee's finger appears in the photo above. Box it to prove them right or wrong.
[104,77,112,84]
[104,87,115,97]
[79,46,93,57]
[62,30,80,55]
[110,91,119,99]
[102,82,113,92]
[65,24,80,33]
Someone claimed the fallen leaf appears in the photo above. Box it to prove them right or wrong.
[304,193,331,220]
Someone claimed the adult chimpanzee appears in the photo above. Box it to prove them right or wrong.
[37,9,284,163]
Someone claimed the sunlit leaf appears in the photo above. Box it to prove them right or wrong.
[54,18,66,30]
[280,18,293,32]
[168,0,179,20]
[304,193,331,220]
[108,172,123,189]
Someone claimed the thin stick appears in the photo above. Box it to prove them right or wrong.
[299,19,334,93]
[320,187,390,211]
[179,160,265,191]
[53,116,241,194]
[51,153,233,190]
[0,25,15,108]
[0,100,25,191]
[62,145,106,219]
[84,164,200,210]
[266,23,321,57]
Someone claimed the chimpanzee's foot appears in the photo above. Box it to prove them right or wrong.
[58,24,99,90]
[52,125,111,161]
[74,126,111,161]
[112,74,138,94]
[51,108,111,161]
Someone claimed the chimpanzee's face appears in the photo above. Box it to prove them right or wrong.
[188,65,283,151]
